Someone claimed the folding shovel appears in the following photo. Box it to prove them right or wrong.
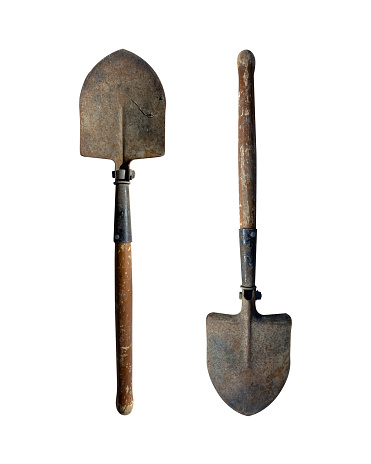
[206,51,292,416]
[80,50,165,414]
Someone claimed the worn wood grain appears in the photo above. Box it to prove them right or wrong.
[115,242,133,415]
[238,50,257,229]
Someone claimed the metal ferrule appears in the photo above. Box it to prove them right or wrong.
[114,183,132,243]
[113,168,135,184]
[239,228,257,289]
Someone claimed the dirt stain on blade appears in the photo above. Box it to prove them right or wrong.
[80,49,165,170]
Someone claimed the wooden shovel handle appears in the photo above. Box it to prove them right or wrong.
[115,242,133,414]
[114,179,133,415]
[238,50,257,229]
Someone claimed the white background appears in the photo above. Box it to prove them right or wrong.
[1,1,370,463]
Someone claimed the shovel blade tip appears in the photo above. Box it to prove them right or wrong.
[206,307,291,415]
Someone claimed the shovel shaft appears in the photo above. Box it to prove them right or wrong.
[114,180,133,414]
[115,243,133,414]
[238,51,256,229]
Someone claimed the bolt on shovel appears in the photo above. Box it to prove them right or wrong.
[80,50,165,414]
[206,51,292,416]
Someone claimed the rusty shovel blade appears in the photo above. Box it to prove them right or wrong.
[206,51,291,416]
[80,49,165,169]
[207,300,291,416]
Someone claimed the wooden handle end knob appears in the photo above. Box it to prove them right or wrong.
[237,50,255,69]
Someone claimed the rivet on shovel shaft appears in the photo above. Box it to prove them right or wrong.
[206,51,292,416]
[80,50,166,415]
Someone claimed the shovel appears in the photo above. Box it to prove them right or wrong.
[206,51,292,416]
[80,49,165,414]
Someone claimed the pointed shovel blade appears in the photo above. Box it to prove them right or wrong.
[207,297,291,415]
[80,49,165,169]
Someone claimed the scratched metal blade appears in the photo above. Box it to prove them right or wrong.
[207,298,291,416]
[80,49,166,169]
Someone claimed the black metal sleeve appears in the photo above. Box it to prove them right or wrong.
[239,228,257,289]
[114,183,132,243]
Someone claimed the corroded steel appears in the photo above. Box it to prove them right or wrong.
[80,49,165,170]
[207,293,291,415]
[207,50,292,416]
[80,50,166,415]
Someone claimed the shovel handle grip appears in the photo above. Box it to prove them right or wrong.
[115,242,133,415]
[114,180,133,415]
[238,50,257,229]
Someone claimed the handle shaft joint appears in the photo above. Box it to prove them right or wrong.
[114,182,132,243]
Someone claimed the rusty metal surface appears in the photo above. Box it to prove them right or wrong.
[206,51,292,416]
[80,50,166,415]
[207,296,291,415]
[80,49,166,170]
